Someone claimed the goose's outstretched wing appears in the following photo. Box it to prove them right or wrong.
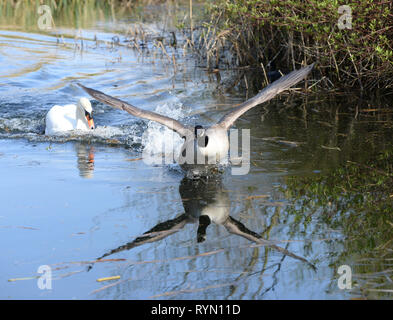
[217,63,315,130]
[224,217,316,269]
[78,84,192,138]
[86,213,189,271]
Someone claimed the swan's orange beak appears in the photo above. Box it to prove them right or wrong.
[86,114,95,130]
[88,118,95,130]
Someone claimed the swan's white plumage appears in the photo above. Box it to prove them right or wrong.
[45,98,94,135]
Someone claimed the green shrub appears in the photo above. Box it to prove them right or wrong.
[205,0,393,91]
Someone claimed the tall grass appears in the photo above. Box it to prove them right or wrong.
[0,0,136,30]
[196,0,393,92]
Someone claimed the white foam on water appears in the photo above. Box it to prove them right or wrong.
[0,117,44,134]
[141,102,186,167]
[0,115,143,147]
[86,125,129,139]
[0,100,189,157]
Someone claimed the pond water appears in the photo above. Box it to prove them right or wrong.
[1,1,393,299]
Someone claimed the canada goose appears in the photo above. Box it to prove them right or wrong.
[45,97,95,135]
[78,63,314,174]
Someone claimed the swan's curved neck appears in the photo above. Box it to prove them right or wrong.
[76,104,88,126]
[76,103,85,115]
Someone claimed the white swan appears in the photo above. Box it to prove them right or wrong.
[45,97,95,135]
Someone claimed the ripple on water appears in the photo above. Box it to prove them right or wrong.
[0,100,190,155]
[0,28,200,153]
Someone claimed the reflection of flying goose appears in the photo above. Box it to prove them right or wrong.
[87,177,315,271]
[45,98,95,135]
[78,64,314,174]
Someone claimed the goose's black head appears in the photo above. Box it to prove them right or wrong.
[194,125,204,138]
[194,125,209,148]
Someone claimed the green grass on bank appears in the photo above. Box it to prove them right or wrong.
[0,0,146,30]
[202,0,393,92]
[1,0,392,92]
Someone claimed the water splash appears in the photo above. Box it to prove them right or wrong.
[0,100,189,155]
[142,101,187,167]
[0,114,142,148]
